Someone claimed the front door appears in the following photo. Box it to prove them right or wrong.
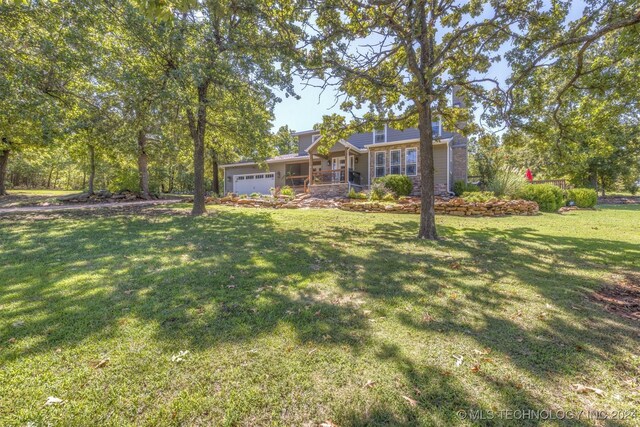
[331,156,354,182]
[331,156,346,182]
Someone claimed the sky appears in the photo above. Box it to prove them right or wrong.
[271,1,587,133]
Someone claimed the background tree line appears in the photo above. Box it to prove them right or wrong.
[1,0,638,238]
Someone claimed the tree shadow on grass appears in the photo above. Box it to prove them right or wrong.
[0,206,638,424]
[0,209,371,363]
[319,212,639,424]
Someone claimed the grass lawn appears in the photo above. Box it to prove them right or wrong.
[1,205,639,426]
[0,190,79,208]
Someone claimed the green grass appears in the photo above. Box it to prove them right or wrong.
[1,205,639,426]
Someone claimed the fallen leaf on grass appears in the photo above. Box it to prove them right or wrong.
[93,358,109,369]
[45,396,63,406]
[472,348,491,355]
[402,395,418,407]
[421,313,434,323]
[453,355,464,367]
[320,420,338,427]
[573,384,604,395]
[363,380,376,388]
[470,364,481,373]
[171,350,189,363]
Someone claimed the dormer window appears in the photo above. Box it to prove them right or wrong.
[311,134,321,144]
[373,125,387,143]
[432,120,441,136]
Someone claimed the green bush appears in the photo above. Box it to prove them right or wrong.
[369,181,387,201]
[567,188,597,208]
[462,191,498,203]
[250,192,261,198]
[382,193,396,202]
[517,183,564,212]
[453,180,480,196]
[374,174,413,196]
[348,188,367,199]
[280,186,295,197]
[487,167,526,197]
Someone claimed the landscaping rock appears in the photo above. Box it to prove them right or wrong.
[208,194,538,216]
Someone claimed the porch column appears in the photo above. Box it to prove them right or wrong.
[344,147,350,183]
[308,153,313,191]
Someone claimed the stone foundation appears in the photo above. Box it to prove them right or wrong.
[308,183,349,198]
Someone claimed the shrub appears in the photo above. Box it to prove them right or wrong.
[382,193,396,202]
[238,194,248,199]
[280,186,295,197]
[567,188,597,208]
[348,188,367,199]
[369,181,387,201]
[453,180,480,196]
[462,191,498,203]
[374,174,413,196]
[517,183,564,212]
[250,192,261,199]
[487,167,526,197]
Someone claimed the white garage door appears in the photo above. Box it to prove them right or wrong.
[233,172,275,195]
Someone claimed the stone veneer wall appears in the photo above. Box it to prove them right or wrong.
[368,142,449,196]
[309,183,349,198]
[450,135,468,185]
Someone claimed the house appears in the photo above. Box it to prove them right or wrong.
[221,123,468,198]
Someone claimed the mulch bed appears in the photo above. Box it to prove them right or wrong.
[592,272,640,322]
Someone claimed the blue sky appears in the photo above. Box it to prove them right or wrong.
[271,1,586,133]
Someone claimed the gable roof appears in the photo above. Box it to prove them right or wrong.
[305,137,367,154]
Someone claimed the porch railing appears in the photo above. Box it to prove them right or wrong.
[300,169,362,193]
[309,169,346,185]
[532,179,570,190]
[284,175,307,188]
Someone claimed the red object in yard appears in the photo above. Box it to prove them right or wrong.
[525,168,533,182]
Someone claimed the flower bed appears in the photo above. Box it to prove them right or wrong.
[210,194,539,216]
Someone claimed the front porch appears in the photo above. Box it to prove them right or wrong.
[285,137,368,196]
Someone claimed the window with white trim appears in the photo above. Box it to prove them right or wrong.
[389,149,401,175]
[374,151,386,178]
[405,148,417,176]
[431,121,441,136]
[373,126,386,143]
[311,134,321,144]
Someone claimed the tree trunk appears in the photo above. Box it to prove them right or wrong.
[0,147,9,196]
[211,148,220,195]
[47,167,54,189]
[187,81,210,216]
[137,129,150,199]
[417,102,438,240]
[600,175,606,197]
[88,144,95,195]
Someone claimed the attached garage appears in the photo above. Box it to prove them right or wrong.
[233,172,275,195]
